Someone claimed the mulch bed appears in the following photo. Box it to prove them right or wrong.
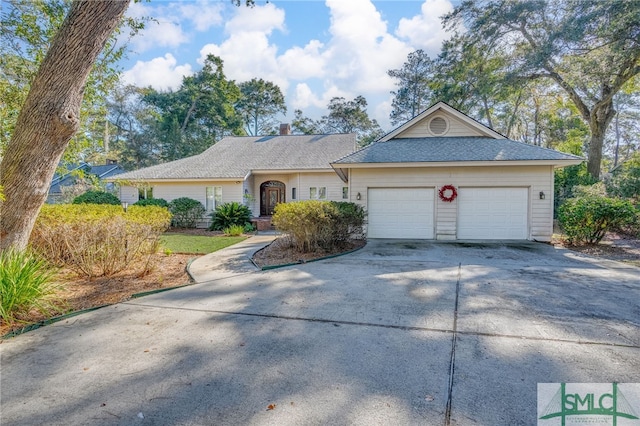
[252,237,366,268]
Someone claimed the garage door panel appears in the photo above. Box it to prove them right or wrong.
[368,188,434,239]
[458,188,528,240]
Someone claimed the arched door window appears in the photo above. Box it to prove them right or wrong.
[260,181,285,215]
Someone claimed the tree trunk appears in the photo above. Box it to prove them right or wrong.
[0,0,129,251]
[586,101,616,180]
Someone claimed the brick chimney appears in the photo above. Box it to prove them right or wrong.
[279,123,291,135]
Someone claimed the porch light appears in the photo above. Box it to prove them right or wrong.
[121,201,129,212]
[539,191,545,200]
[356,192,361,200]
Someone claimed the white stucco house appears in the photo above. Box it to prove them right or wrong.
[113,102,582,241]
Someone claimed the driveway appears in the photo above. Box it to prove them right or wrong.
[1,239,639,425]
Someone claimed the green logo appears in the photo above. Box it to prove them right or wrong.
[539,383,639,425]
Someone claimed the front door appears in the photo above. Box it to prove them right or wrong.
[260,181,285,215]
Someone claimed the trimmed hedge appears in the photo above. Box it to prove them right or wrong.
[72,190,121,205]
[134,198,169,208]
[272,201,365,252]
[168,197,205,228]
[30,204,172,278]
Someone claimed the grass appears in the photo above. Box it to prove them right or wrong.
[160,234,247,254]
[0,249,61,324]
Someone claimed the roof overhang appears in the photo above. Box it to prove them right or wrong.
[331,159,584,169]
[106,177,245,183]
[331,165,349,183]
[249,168,335,174]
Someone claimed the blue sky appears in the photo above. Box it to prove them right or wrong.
[120,0,457,130]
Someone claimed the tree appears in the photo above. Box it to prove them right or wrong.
[444,0,640,179]
[293,96,384,147]
[143,54,244,161]
[387,49,434,126]
[0,0,144,163]
[236,78,287,136]
[0,0,130,251]
[106,83,162,170]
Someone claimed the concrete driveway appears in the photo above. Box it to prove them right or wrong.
[1,239,639,425]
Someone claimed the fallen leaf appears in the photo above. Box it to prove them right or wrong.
[144,349,150,353]
[83,367,89,371]
[267,404,276,411]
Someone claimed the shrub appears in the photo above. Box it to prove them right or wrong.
[210,202,252,231]
[557,195,637,245]
[223,224,245,236]
[0,249,60,324]
[168,197,205,228]
[134,198,169,208]
[606,152,640,201]
[30,205,172,278]
[272,201,365,252]
[72,190,121,205]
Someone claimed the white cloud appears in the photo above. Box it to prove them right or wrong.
[179,0,224,32]
[395,0,454,56]
[121,54,193,91]
[126,3,189,53]
[198,3,288,88]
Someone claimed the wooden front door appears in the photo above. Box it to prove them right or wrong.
[260,181,285,215]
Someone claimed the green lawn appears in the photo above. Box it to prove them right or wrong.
[160,234,247,254]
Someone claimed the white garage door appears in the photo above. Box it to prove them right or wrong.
[368,188,434,239]
[458,188,528,240]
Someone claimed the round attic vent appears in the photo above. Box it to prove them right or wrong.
[429,117,448,135]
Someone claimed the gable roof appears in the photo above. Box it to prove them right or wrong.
[380,101,506,141]
[332,137,583,165]
[114,134,356,181]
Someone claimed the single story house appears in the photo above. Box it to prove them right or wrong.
[114,102,582,241]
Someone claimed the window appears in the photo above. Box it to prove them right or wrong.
[318,187,326,199]
[206,186,222,211]
[138,187,153,200]
[310,187,326,200]
[292,187,297,200]
[342,187,348,199]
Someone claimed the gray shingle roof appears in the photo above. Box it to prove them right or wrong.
[115,134,356,180]
[333,137,583,164]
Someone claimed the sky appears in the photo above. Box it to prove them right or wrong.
[119,0,457,130]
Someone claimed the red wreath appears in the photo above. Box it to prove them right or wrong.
[439,185,458,202]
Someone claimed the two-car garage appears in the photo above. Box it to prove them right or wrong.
[366,187,529,240]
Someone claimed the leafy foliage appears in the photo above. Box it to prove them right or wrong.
[0,249,60,324]
[30,205,171,278]
[557,194,637,244]
[272,201,365,252]
[223,224,245,237]
[607,152,640,201]
[443,0,640,179]
[72,190,121,205]
[236,78,287,135]
[0,0,146,163]
[292,96,384,146]
[142,55,244,162]
[554,163,598,214]
[134,198,169,208]
[169,197,205,228]
[210,202,252,231]
[387,49,434,125]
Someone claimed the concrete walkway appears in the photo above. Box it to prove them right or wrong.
[187,234,277,283]
[1,239,638,425]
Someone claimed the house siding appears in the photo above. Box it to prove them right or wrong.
[350,165,554,241]
[396,112,485,138]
